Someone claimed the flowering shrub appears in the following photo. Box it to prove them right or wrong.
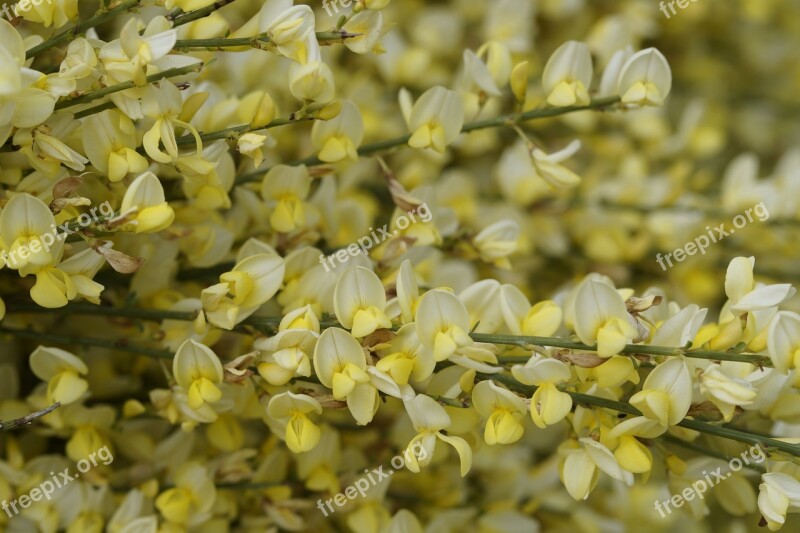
[1,0,800,531]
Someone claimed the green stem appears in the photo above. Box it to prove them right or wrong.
[26,0,141,59]
[170,0,238,27]
[0,403,61,430]
[0,326,173,359]
[662,434,766,473]
[470,332,772,366]
[73,101,118,120]
[482,373,800,458]
[215,481,283,490]
[0,309,788,456]
[4,303,772,366]
[54,63,203,111]
[180,116,315,146]
[234,96,623,184]
[587,200,800,229]
[173,30,358,51]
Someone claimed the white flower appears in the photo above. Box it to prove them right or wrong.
[266,392,322,453]
[530,140,583,189]
[768,311,800,374]
[726,257,795,315]
[617,48,672,107]
[471,380,527,445]
[403,394,472,476]
[406,86,464,153]
[758,472,800,531]
[172,340,224,410]
[415,289,473,361]
[472,219,520,269]
[542,41,593,107]
[311,100,364,162]
[258,0,317,64]
[699,363,757,422]
[629,358,692,427]
[334,266,392,338]
[651,304,708,347]
[572,279,638,357]
[560,438,633,500]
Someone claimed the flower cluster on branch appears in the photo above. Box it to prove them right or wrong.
[2,0,800,531]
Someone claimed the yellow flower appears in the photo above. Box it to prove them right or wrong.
[0,20,56,141]
[120,172,176,234]
[405,86,464,153]
[29,346,88,405]
[342,10,384,54]
[313,327,377,424]
[266,391,323,453]
[155,462,216,526]
[375,324,435,385]
[333,266,392,338]
[258,0,317,63]
[15,0,78,28]
[629,358,692,427]
[0,193,60,271]
[82,110,148,182]
[559,438,633,500]
[201,253,284,329]
[768,311,800,373]
[542,41,593,107]
[499,284,562,336]
[255,328,316,386]
[238,132,269,167]
[572,279,639,358]
[618,48,672,107]
[289,43,336,103]
[261,164,314,233]
[698,363,757,422]
[311,100,364,162]
[172,340,224,410]
[403,394,472,476]
[415,289,473,361]
[512,355,573,428]
[471,380,526,445]
[141,82,202,164]
[472,219,520,269]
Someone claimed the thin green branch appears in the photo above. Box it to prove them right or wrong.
[170,0,238,28]
[55,63,203,111]
[470,332,772,366]
[173,30,358,51]
[482,372,800,458]
[0,402,61,430]
[234,96,623,184]
[0,306,789,456]
[4,303,772,366]
[180,116,315,147]
[581,200,800,229]
[662,434,766,473]
[0,326,173,359]
[73,101,118,120]
[26,0,141,59]
[216,481,284,490]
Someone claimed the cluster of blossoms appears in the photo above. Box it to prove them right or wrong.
[2,0,800,531]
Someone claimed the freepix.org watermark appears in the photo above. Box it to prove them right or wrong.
[319,203,432,272]
[0,201,113,269]
[1,0,53,21]
[654,443,765,518]
[316,440,428,516]
[659,0,702,19]
[656,202,769,271]
[322,0,352,17]
[2,445,113,519]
